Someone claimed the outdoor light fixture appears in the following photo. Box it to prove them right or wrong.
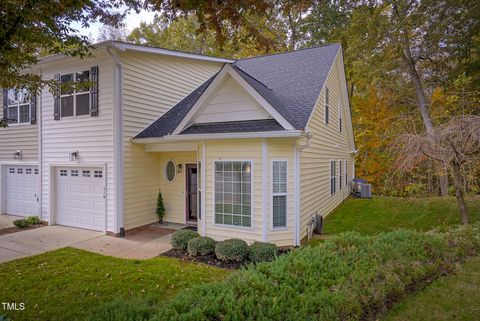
[69,151,79,161]
[177,164,183,173]
[13,150,22,160]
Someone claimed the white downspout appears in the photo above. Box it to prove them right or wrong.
[107,46,125,236]
[38,68,43,221]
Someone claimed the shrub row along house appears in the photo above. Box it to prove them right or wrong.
[0,42,355,246]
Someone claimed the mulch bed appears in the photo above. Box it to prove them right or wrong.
[161,247,292,270]
[0,222,48,236]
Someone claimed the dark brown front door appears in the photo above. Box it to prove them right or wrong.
[186,164,198,223]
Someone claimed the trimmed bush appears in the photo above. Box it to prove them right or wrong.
[25,216,41,225]
[170,230,200,251]
[154,223,480,320]
[187,237,216,256]
[13,219,29,228]
[215,239,249,262]
[249,241,278,263]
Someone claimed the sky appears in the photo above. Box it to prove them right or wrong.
[71,9,156,41]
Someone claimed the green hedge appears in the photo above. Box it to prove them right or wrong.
[248,241,278,263]
[171,230,200,251]
[215,239,249,262]
[88,224,480,321]
[154,224,480,321]
[187,237,216,256]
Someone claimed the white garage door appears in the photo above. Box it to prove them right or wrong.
[5,166,40,216]
[56,167,105,231]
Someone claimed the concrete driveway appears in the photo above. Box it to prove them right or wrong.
[0,225,173,264]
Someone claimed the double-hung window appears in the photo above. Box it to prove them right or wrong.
[60,70,91,117]
[345,160,348,187]
[339,160,343,190]
[324,87,330,124]
[214,161,251,227]
[330,160,336,195]
[272,161,287,229]
[7,89,31,124]
[339,104,342,132]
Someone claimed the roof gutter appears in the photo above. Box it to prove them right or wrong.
[132,130,305,144]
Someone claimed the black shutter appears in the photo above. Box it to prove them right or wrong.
[90,65,99,116]
[2,88,7,120]
[30,91,37,124]
[53,74,60,120]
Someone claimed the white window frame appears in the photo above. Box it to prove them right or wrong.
[165,159,176,183]
[345,160,348,188]
[330,160,336,195]
[212,159,254,229]
[271,159,288,230]
[59,70,91,118]
[339,103,342,132]
[6,89,32,125]
[324,87,330,124]
[339,159,343,190]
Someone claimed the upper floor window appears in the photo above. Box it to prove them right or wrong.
[339,104,342,132]
[324,87,330,124]
[339,160,343,190]
[60,70,91,118]
[7,89,32,124]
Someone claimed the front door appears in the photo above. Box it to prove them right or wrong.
[186,164,198,223]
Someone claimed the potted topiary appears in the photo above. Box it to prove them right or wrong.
[156,190,166,223]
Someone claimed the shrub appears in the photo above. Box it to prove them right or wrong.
[13,219,29,228]
[170,230,200,251]
[249,241,278,263]
[187,237,216,256]
[25,216,41,225]
[215,239,249,262]
[155,224,480,320]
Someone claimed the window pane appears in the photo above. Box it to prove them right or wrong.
[18,89,30,104]
[76,70,90,92]
[7,89,18,105]
[61,96,74,117]
[61,73,74,95]
[273,195,287,228]
[8,107,18,122]
[76,93,90,116]
[214,161,251,227]
[19,105,30,123]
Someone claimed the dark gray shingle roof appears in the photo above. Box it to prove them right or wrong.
[180,119,283,135]
[134,44,340,139]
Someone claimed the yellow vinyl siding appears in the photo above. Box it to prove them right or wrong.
[121,51,222,230]
[299,52,355,241]
[266,139,295,246]
[158,151,197,224]
[204,139,263,243]
[39,50,115,228]
[0,90,38,162]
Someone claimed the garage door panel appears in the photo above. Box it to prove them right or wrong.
[5,166,39,217]
[56,167,104,231]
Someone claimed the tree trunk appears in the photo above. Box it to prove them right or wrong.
[439,168,449,197]
[451,162,470,224]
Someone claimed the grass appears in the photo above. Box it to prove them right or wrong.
[324,196,480,235]
[0,247,229,321]
[384,256,480,321]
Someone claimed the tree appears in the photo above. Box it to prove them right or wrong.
[156,190,166,223]
[395,115,480,224]
[97,24,129,42]
[0,0,140,90]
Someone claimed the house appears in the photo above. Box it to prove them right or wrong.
[0,42,355,246]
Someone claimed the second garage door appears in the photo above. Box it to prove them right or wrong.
[56,167,105,231]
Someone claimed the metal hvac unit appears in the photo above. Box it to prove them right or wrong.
[360,183,372,198]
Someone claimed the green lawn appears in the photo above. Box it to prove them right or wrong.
[324,196,480,235]
[0,247,229,321]
[384,256,480,321]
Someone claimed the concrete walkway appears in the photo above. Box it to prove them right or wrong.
[0,225,173,264]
